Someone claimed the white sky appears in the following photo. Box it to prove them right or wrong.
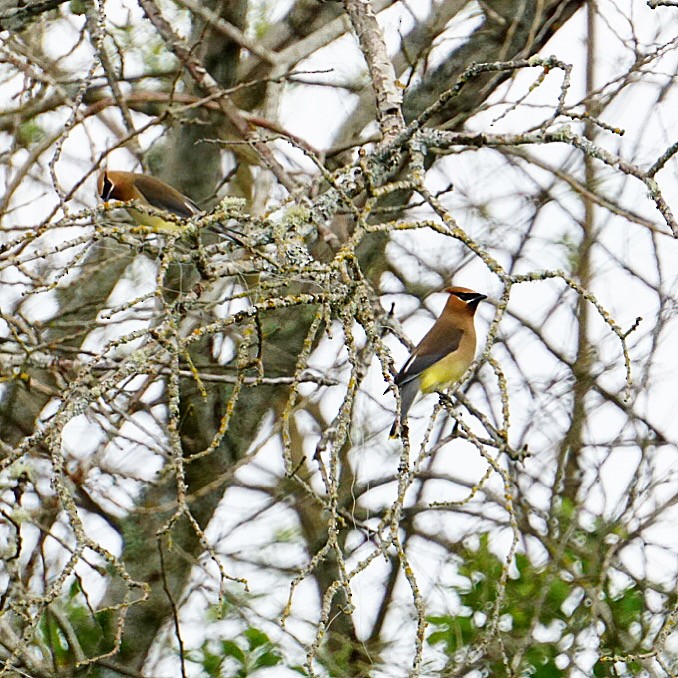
[2,0,678,676]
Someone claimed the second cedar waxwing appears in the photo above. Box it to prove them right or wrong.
[97,170,243,241]
[390,286,486,436]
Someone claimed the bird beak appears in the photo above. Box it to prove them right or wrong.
[466,293,487,309]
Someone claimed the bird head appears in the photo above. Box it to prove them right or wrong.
[443,286,487,314]
[97,169,143,204]
[97,169,117,202]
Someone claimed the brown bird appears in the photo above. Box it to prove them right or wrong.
[97,169,244,241]
[390,286,486,436]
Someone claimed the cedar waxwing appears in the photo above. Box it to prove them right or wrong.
[390,286,486,436]
[97,170,243,241]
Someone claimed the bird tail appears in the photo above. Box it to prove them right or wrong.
[389,378,420,438]
[212,222,249,248]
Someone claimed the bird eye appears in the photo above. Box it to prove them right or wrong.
[101,175,114,201]
[454,292,477,301]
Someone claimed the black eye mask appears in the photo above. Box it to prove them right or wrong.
[454,292,483,302]
[101,175,114,201]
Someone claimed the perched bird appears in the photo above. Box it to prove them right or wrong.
[97,169,244,241]
[98,170,202,231]
[390,286,486,437]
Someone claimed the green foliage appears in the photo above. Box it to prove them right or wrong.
[69,0,88,15]
[427,525,676,677]
[188,599,289,677]
[16,120,45,147]
[187,627,283,677]
[36,579,115,670]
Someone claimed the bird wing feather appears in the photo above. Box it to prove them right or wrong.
[394,326,464,387]
[134,175,200,218]
[133,175,248,245]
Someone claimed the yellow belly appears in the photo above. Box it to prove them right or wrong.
[129,207,184,233]
[419,353,469,393]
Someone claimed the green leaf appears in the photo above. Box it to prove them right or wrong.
[254,650,282,669]
[220,640,246,664]
[546,578,571,611]
[69,0,88,14]
[17,121,45,147]
[427,614,475,652]
[524,644,560,677]
[611,588,643,627]
[201,648,223,677]
[244,627,269,649]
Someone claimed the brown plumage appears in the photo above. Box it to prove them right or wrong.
[390,286,486,437]
[97,170,243,241]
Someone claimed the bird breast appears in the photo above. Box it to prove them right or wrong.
[128,207,183,232]
[419,339,474,394]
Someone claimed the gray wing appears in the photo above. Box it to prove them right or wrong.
[135,175,247,245]
[394,326,464,387]
[135,175,200,218]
